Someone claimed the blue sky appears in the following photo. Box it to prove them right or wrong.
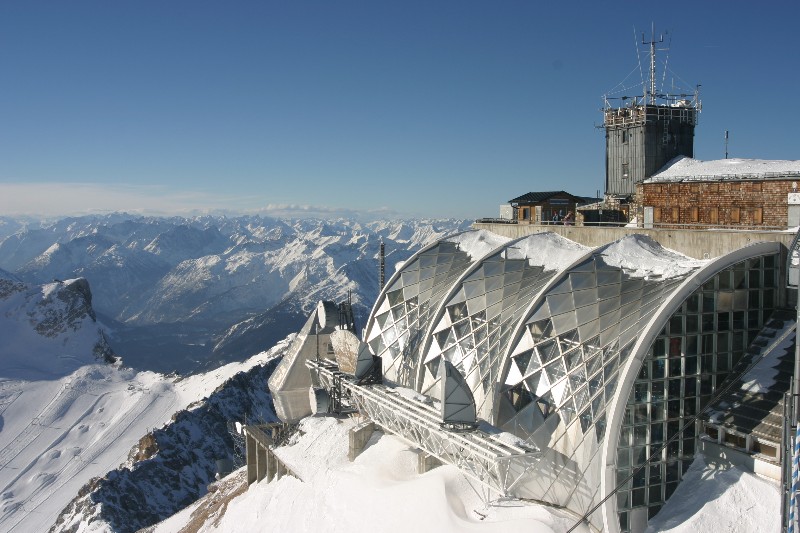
[1,1,797,219]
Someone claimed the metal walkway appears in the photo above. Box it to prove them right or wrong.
[307,359,541,496]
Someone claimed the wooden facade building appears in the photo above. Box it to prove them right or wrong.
[508,191,585,224]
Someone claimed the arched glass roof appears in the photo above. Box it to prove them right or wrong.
[363,230,784,532]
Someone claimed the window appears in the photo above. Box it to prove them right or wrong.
[708,207,719,224]
[671,207,680,222]
[622,130,628,143]
[730,207,740,224]
[690,207,699,222]
[653,207,662,223]
[622,163,630,179]
[753,207,763,224]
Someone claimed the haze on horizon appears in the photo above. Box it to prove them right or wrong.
[1,1,797,219]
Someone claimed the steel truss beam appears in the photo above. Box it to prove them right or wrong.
[308,359,541,496]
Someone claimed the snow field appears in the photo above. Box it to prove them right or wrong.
[645,455,780,532]
[0,344,284,533]
[150,416,584,533]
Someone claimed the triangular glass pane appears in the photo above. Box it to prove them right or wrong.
[426,357,440,378]
[537,340,558,364]
[529,318,553,342]
[537,391,555,418]
[569,366,587,389]
[506,383,534,412]
[454,319,471,340]
[376,311,391,330]
[435,329,451,351]
[524,371,541,394]
[559,329,580,353]
[514,350,533,376]
[586,352,602,377]
[565,348,584,371]
[387,289,404,306]
[544,359,566,383]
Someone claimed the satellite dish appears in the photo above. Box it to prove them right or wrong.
[330,329,361,374]
[439,359,478,430]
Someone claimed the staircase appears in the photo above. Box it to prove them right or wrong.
[702,309,796,466]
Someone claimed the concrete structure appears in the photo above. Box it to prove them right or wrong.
[605,103,697,197]
[416,450,442,474]
[269,300,355,422]
[472,221,794,262]
[348,421,375,461]
[243,425,296,485]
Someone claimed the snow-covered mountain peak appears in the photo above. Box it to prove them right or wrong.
[0,277,116,379]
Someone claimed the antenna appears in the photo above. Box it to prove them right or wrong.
[642,24,664,104]
[379,239,385,291]
[725,130,729,159]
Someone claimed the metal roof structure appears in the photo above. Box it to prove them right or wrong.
[508,191,585,204]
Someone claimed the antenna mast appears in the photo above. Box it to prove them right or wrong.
[379,239,385,291]
[643,24,664,104]
[725,130,729,159]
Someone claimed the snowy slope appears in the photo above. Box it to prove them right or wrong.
[645,455,780,532]
[144,416,781,533]
[50,344,285,533]
[0,274,116,380]
[147,416,583,533]
[0,335,287,533]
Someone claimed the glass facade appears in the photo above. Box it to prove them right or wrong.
[418,237,568,419]
[615,254,779,531]
[367,238,476,388]
[495,250,691,517]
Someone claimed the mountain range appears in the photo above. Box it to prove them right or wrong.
[0,214,469,374]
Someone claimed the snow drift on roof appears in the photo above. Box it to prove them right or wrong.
[446,230,511,260]
[505,232,589,271]
[648,156,800,182]
[598,234,705,279]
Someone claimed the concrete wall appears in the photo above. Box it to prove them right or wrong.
[244,425,295,486]
[473,221,793,261]
[348,421,375,461]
